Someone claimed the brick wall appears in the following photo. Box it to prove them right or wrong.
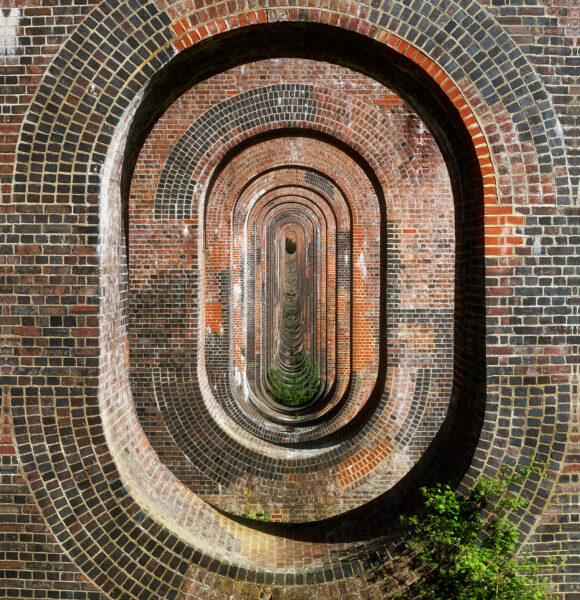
[1,1,577,599]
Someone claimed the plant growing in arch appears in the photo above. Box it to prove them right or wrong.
[398,463,564,600]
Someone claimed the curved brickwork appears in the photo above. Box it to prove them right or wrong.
[236,189,334,412]
[2,0,576,598]
[126,65,457,522]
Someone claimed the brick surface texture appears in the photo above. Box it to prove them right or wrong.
[0,0,578,599]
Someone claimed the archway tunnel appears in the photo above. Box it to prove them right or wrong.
[117,20,486,545]
[13,3,571,598]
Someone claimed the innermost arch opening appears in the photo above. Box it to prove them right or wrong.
[285,236,296,254]
[256,201,326,414]
[268,227,320,408]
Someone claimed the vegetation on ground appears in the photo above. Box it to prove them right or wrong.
[268,354,319,406]
[268,237,319,407]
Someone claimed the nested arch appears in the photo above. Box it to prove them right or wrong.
[120,23,485,578]
[243,190,334,414]
[155,97,390,446]
[126,59,458,530]
[20,3,570,595]
[125,25,485,540]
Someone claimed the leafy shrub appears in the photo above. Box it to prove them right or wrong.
[400,464,563,600]
[242,509,270,521]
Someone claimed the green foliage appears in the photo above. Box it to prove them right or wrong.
[242,509,270,521]
[290,350,304,365]
[282,306,300,329]
[401,464,564,600]
[267,356,320,406]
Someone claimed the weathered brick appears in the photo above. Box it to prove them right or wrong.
[1,0,576,599]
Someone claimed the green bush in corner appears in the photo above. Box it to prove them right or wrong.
[400,464,564,600]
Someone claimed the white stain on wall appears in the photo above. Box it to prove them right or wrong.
[1,8,20,65]
[357,252,367,278]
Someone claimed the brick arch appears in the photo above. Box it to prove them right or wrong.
[257,202,325,407]
[126,39,478,559]
[205,137,381,437]
[125,36,496,528]
[139,97,454,520]
[10,1,568,598]
[232,186,339,420]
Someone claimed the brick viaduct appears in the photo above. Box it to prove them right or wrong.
[1,1,578,599]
